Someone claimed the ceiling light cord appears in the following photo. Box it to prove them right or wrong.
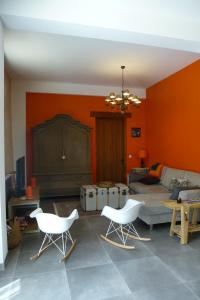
[121,65,125,93]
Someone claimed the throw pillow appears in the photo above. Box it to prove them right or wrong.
[168,178,179,192]
[150,163,160,170]
[170,186,200,200]
[139,175,160,185]
[177,178,190,188]
[148,164,163,178]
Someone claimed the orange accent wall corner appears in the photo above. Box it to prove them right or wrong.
[146,59,200,173]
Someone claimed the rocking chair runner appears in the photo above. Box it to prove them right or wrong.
[29,208,79,262]
[100,199,151,249]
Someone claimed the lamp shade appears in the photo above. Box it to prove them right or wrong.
[138,149,147,159]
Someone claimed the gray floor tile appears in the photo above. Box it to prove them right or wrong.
[67,263,131,300]
[13,270,71,300]
[0,277,13,289]
[145,233,193,256]
[20,233,44,252]
[132,283,200,300]
[115,256,181,294]
[71,218,91,233]
[104,295,135,300]
[65,240,111,270]
[0,278,21,299]
[187,234,200,250]
[100,236,153,262]
[160,249,200,282]
[87,216,110,233]
[0,248,20,279]
[187,279,200,298]
[14,247,65,276]
[72,228,99,244]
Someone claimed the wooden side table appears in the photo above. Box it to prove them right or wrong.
[8,187,40,233]
[128,168,148,185]
[162,200,200,244]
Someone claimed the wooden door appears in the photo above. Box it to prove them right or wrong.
[96,117,125,183]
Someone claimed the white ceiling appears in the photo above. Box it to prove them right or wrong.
[0,0,200,90]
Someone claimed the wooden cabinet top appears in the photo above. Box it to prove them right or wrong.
[8,187,40,206]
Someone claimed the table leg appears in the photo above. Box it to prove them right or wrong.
[8,205,13,220]
[170,208,177,236]
[192,208,198,226]
[180,206,189,245]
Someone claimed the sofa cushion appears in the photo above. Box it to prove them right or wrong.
[139,175,160,185]
[184,170,200,187]
[127,193,171,215]
[170,186,200,200]
[160,167,185,189]
[179,189,200,200]
[129,182,168,194]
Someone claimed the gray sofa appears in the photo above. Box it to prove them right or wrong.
[127,166,200,229]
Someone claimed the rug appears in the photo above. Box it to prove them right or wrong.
[53,200,101,218]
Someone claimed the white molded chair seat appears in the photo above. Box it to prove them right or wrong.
[30,208,79,262]
[100,199,150,249]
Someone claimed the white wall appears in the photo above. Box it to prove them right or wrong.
[0,21,7,268]
[11,79,146,164]
[4,71,13,174]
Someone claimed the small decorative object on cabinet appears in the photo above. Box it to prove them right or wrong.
[32,114,92,197]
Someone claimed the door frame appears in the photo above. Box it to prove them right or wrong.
[91,111,131,182]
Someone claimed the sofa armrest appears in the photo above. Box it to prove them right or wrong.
[179,189,200,200]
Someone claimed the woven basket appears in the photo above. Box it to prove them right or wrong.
[8,217,22,249]
[97,181,114,188]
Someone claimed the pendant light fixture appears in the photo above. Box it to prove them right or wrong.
[105,66,141,113]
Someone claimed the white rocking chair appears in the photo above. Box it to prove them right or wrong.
[30,208,79,262]
[100,199,151,249]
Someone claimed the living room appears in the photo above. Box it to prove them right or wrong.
[1,1,200,299]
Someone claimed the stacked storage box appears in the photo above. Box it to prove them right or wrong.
[107,186,119,208]
[80,183,129,211]
[80,185,97,211]
[96,187,107,210]
[115,183,129,208]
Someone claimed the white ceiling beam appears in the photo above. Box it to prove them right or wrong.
[1,15,200,54]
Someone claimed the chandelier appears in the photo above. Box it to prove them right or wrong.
[105,66,141,113]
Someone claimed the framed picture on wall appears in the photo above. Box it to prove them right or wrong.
[131,127,141,137]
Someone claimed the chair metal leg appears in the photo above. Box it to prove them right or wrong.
[30,230,77,262]
[30,233,51,260]
[123,223,151,241]
[100,221,135,250]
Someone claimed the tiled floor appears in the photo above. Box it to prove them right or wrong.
[1,212,200,299]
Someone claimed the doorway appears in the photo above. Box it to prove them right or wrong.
[94,113,127,183]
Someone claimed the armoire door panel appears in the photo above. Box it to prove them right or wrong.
[33,125,63,173]
[61,124,90,172]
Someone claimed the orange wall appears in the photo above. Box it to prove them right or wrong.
[146,59,200,172]
[26,92,146,183]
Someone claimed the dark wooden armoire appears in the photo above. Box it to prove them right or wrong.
[32,114,92,197]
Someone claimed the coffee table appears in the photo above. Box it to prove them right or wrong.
[162,199,200,244]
